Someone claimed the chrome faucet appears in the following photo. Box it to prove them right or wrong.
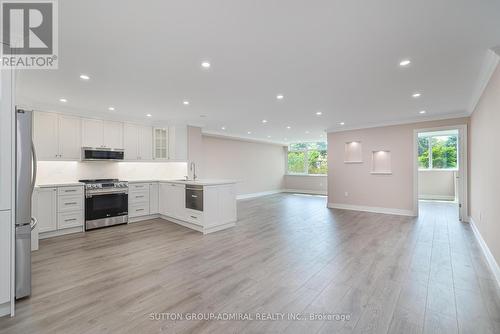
[190,162,197,180]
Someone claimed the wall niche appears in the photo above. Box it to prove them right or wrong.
[344,141,363,163]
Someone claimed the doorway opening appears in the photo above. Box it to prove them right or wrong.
[413,125,468,221]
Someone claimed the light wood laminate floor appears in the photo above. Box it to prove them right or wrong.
[1,194,499,333]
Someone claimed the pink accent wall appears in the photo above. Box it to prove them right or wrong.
[327,117,469,212]
[470,62,500,265]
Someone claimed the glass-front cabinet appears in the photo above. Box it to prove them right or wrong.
[153,127,168,160]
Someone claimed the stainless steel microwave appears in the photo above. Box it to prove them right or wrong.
[81,147,124,161]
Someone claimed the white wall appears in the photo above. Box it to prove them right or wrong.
[327,117,469,214]
[470,60,500,267]
[284,175,327,195]
[418,170,456,200]
[201,135,285,195]
[36,161,188,185]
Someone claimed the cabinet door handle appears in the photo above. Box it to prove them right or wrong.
[64,218,77,222]
[190,215,197,219]
[136,208,144,211]
[136,195,144,198]
[64,190,77,193]
[65,202,77,205]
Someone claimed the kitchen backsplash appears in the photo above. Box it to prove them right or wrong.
[36,161,188,184]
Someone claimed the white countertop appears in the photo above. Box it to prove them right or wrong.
[36,182,84,188]
[35,179,238,187]
[127,179,238,186]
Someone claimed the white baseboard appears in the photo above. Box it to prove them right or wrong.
[283,189,327,196]
[327,203,415,217]
[237,189,328,200]
[236,190,282,200]
[419,194,455,201]
[469,217,500,288]
[129,214,160,223]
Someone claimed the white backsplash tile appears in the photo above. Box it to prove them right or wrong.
[36,161,188,184]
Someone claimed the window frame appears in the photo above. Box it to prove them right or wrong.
[286,142,327,176]
[418,134,459,171]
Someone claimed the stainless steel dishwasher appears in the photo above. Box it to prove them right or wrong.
[185,185,203,211]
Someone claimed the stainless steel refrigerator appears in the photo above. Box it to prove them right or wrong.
[15,108,37,299]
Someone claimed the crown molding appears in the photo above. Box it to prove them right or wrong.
[468,48,500,115]
[326,111,469,134]
[202,131,287,146]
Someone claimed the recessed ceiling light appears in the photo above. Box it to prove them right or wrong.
[146,114,152,117]
[316,111,322,116]
[284,138,287,141]
[412,92,421,98]
[79,74,90,80]
[399,59,411,67]
[262,119,268,124]
[286,126,291,129]
[183,100,190,105]
[276,94,284,100]
[267,135,271,138]
[199,114,207,118]
[305,131,310,134]
[201,61,211,68]
[221,126,226,130]
[339,122,345,126]
[247,131,252,134]
[59,98,67,103]
[108,106,115,111]
[419,110,427,114]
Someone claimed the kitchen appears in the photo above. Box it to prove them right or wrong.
[30,110,238,243]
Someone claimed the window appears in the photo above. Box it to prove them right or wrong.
[418,132,458,170]
[287,142,327,175]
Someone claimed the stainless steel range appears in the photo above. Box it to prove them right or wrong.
[79,179,128,230]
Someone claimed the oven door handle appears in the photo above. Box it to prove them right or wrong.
[86,191,128,197]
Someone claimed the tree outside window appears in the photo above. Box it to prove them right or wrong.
[418,134,458,170]
[287,142,327,175]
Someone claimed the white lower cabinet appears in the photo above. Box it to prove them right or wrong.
[149,183,159,214]
[33,187,57,233]
[159,182,236,234]
[159,182,185,220]
[0,210,11,305]
[32,185,84,237]
[128,182,160,219]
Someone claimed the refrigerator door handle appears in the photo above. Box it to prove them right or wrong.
[30,217,37,230]
[31,140,37,195]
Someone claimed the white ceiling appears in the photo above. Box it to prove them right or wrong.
[16,0,500,144]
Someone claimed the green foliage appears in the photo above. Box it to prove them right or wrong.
[308,150,328,174]
[287,142,328,174]
[418,135,457,169]
[287,151,306,173]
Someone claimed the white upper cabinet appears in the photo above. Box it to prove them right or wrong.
[82,119,123,149]
[123,123,139,160]
[31,111,187,162]
[82,119,104,148]
[103,121,123,149]
[139,126,153,160]
[168,125,188,161]
[58,115,81,160]
[34,111,59,159]
[34,111,81,160]
[124,124,152,160]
